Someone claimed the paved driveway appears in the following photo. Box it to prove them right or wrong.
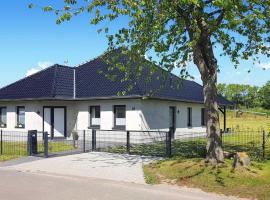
[2,152,160,184]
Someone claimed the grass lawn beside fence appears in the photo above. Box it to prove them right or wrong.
[0,141,77,162]
[144,158,270,200]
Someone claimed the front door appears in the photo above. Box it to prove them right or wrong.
[43,107,66,139]
[169,106,176,138]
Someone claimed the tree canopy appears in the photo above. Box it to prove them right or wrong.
[30,0,270,163]
[29,0,270,75]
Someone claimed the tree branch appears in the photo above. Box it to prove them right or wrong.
[208,9,223,17]
[216,9,225,27]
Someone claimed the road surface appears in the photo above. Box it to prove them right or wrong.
[0,169,243,200]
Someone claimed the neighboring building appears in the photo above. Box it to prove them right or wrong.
[0,50,231,139]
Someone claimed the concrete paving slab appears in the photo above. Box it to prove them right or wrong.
[3,152,161,184]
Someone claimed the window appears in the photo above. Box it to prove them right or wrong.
[201,108,206,126]
[0,107,7,128]
[16,106,25,128]
[187,107,192,127]
[89,106,101,128]
[114,105,126,129]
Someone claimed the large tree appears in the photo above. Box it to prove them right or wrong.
[259,81,270,110]
[30,0,270,164]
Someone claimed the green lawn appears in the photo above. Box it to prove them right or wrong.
[0,141,77,162]
[144,158,270,200]
[143,109,270,200]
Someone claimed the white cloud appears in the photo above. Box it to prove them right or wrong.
[256,62,270,70]
[26,61,54,77]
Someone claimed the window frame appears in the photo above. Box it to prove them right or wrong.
[0,107,7,128]
[16,106,25,129]
[187,107,192,127]
[113,105,126,130]
[89,106,101,129]
[201,108,206,126]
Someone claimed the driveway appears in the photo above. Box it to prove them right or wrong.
[1,152,160,184]
[0,169,244,200]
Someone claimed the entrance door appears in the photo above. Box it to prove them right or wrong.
[169,107,176,138]
[43,107,66,139]
[53,108,65,138]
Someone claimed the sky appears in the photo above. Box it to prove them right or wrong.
[0,0,269,88]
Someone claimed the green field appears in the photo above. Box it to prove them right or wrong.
[220,109,270,130]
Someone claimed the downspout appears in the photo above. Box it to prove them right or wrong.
[73,68,78,131]
[73,68,76,99]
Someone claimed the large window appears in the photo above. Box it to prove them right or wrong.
[187,107,192,127]
[201,108,206,126]
[114,105,126,129]
[89,106,101,128]
[16,106,25,128]
[0,107,7,128]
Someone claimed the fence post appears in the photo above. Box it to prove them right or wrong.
[44,132,48,158]
[220,131,223,147]
[0,129,2,155]
[27,131,32,156]
[262,130,266,159]
[83,130,86,153]
[127,131,130,154]
[166,128,172,157]
[92,129,96,151]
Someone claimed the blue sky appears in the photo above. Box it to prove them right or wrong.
[0,0,269,88]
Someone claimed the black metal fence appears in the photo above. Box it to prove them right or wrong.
[90,130,169,156]
[1,128,269,161]
[0,130,31,161]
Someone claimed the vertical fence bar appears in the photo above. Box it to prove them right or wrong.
[83,130,86,153]
[44,132,48,158]
[126,131,130,154]
[27,131,32,156]
[92,129,96,151]
[0,129,2,155]
[166,128,172,157]
[262,130,266,159]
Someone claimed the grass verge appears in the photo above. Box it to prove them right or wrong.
[144,158,270,200]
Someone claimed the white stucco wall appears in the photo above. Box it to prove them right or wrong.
[0,101,77,136]
[76,99,142,131]
[0,99,206,138]
[140,99,207,137]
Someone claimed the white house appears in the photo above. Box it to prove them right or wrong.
[0,50,231,139]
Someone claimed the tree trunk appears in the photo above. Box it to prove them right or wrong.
[193,39,224,164]
[203,75,224,164]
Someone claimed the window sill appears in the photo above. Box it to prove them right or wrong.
[113,126,126,131]
[15,125,25,129]
[0,125,7,128]
[88,126,100,129]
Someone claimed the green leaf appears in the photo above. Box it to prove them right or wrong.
[28,3,34,9]
[43,6,53,12]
